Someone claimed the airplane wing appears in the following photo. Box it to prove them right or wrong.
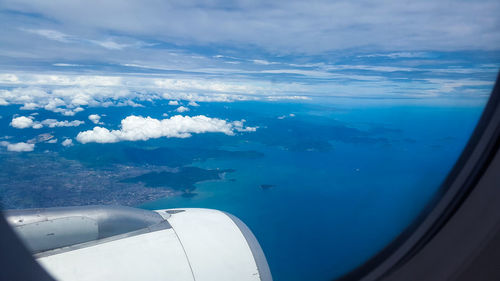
[5,205,272,281]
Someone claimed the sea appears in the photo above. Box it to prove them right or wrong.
[140,98,484,280]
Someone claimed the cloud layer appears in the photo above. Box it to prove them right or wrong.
[76,115,257,144]
[2,0,499,54]
[0,73,317,115]
[0,0,497,112]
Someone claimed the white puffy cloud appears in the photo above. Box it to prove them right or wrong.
[0,141,35,152]
[88,114,102,124]
[61,139,74,147]
[77,127,120,143]
[168,100,179,106]
[10,116,34,129]
[9,116,84,129]
[175,106,189,113]
[188,101,199,107]
[76,115,257,144]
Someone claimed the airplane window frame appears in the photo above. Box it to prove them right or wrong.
[0,73,499,281]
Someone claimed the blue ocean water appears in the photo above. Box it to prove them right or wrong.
[139,99,485,281]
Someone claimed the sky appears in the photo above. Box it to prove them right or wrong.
[0,0,499,150]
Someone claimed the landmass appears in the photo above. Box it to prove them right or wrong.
[0,151,233,209]
[0,144,262,209]
[121,167,235,192]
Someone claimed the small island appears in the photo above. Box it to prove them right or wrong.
[260,184,276,190]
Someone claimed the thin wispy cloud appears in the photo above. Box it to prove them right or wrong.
[21,28,148,51]
[23,29,71,43]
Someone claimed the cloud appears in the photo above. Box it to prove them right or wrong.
[357,52,429,59]
[253,59,278,65]
[40,119,85,128]
[9,116,84,129]
[23,28,146,51]
[231,120,257,132]
[76,115,257,144]
[175,106,189,113]
[61,139,74,147]
[277,113,296,120]
[188,101,199,107]
[266,96,310,101]
[89,39,130,50]
[0,76,145,115]
[162,92,250,102]
[53,63,82,67]
[76,127,120,143]
[0,60,494,115]
[6,1,500,54]
[24,29,71,43]
[0,141,35,152]
[28,133,54,144]
[10,116,35,129]
[88,114,102,124]
[0,5,496,106]
[0,74,278,114]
